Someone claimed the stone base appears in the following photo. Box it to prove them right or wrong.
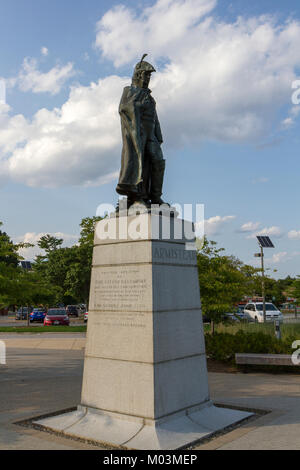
[35,214,252,450]
[34,402,252,450]
[112,202,179,218]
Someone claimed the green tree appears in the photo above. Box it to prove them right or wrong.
[197,238,257,322]
[64,216,103,306]
[38,234,63,253]
[291,276,300,304]
[0,222,33,307]
[33,216,103,307]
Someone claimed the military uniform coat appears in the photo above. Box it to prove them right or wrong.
[116,85,163,196]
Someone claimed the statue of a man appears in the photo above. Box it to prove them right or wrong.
[116,54,168,209]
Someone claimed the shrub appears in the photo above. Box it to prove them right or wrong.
[205,330,294,364]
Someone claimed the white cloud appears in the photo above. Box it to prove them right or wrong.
[238,221,261,233]
[2,0,300,188]
[248,226,284,239]
[95,0,300,146]
[267,251,289,264]
[196,214,236,237]
[95,0,217,66]
[282,105,300,128]
[0,76,126,186]
[288,230,300,240]
[261,251,300,265]
[41,47,49,57]
[15,232,78,260]
[17,57,76,95]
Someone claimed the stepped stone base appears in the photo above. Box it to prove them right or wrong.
[35,402,251,450]
[34,214,252,449]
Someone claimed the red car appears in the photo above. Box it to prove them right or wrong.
[44,309,70,326]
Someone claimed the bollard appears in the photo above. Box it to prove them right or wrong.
[274,319,281,340]
[0,341,6,365]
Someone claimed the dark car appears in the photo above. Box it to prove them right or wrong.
[15,307,32,320]
[44,309,70,326]
[66,305,79,317]
[29,308,47,323]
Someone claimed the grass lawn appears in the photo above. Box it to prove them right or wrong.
[0,325,87,333]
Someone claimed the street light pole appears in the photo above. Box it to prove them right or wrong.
[255,236,274,323]
[261,245,266,323]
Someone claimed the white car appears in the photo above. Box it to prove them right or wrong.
[244,302,284,323]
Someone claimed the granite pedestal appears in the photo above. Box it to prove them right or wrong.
[35,213,251,449]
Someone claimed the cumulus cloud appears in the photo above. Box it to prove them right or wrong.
[266,251,289,264]
[2,0,300,188]
[17,57,76,95]
[247,226,284,239]
[15,231,78,260]
[238,221,261,233]
[41,47,49,57]
[288,230,300,239]
[95,0,217,66]
[195,214,236,237]
[281,105,300,128]
[95,0,300,146]
[0,76,126,186]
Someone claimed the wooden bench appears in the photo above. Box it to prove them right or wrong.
[235,353,296,366]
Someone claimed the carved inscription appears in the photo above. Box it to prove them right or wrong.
[92,267,149,328]
[94,311,146,329]
[153,246,197,263]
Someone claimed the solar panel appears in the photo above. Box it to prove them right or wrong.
[256,236,274,248]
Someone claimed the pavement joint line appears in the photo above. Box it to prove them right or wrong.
[11,418,98,450]
[15,408,116,450]
[194,408,284,450]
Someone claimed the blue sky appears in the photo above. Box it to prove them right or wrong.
[1,0,300,279]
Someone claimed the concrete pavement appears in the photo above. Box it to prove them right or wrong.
[0,333,86,350]
[0,338,299,450]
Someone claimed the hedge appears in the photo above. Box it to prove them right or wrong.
[205,330,295,364]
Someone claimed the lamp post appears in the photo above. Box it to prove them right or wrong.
[255,236,274,323]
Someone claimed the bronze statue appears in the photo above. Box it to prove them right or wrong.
[116,54,168,209]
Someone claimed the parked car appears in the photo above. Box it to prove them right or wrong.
[44,309,70,326]
[66,305,79,317]
[244,302,284,323]
[202,314,211,323]
[234,305,249,321]
[15,307,32,320]
[235,311,249,321]
[29,308,47,323]
[223,312,241,322]
[84,312,88,323]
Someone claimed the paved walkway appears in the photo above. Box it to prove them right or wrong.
[203,373,300,450]
[0,333,86,350]
[0,339,299,450]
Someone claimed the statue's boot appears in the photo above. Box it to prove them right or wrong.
[150,160,169,206]
[127,194,150,211]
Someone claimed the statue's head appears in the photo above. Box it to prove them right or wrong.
[132,54,156,89]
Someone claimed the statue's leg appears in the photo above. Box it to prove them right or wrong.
[147,141,168,205]
[125,136,150,209]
